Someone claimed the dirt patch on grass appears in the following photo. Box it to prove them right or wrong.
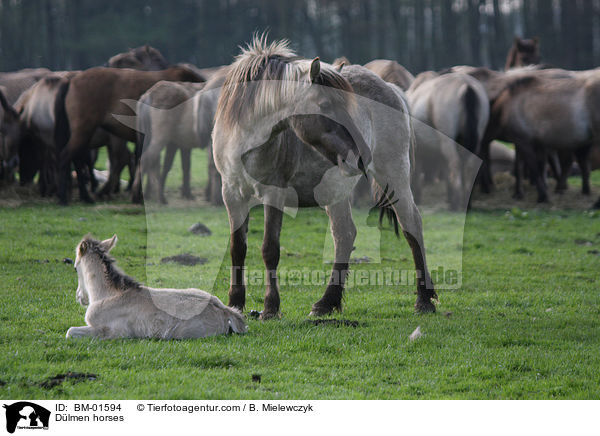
[39,372,97,389]
[160,253,207,266]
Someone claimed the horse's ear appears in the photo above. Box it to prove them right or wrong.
[100,234,118,252]
[336,62,345,72]
[79,240,88,256]
[310,57,320,82]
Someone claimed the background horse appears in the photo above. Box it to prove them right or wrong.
[407,71,489,209]
[213,36,436,319]
[363,59,415,91]
[134,80,206,203]
[487,72,600,204]
[505,36,541,70]
[107,45,169,70]
[54,65,205,204]
[67,234,247,339]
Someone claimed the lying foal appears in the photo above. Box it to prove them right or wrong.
[66,235,246,339]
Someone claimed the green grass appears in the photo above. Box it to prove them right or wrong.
[1,152,599,399]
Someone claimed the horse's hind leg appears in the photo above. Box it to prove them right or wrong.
[72,155,94,204]
[574,145,591,195]
[260,204,283,319]
[555,150,573,193]
[158,144,177,204]
[375,171,436,312]
[310,199,356,316]
[395,196,436,313]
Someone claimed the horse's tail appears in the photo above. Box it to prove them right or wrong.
[136,94,151,160]
[371,182,401,238]
[53,79,71,152]
[463,84,480,154]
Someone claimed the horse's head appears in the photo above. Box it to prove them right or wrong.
[511,37,540,68]
[74,235,118,306]
[218,36,371,178]
[285,58,370,177]
[0,90,21,177]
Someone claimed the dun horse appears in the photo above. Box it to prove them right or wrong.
[129,68,226,204]
[67,234,247,339]
[487,72,600,204]
[364,59,414,91]
[107,45,169,71]
[407,71,489,209]
[213,36,436,318]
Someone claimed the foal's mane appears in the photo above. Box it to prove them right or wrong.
[217,34,353,129]
[82,236,141,292]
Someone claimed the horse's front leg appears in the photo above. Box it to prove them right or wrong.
[179,147,194,200]
[223,189,250,311]
[310,199,356,316]
[66,326,101,339]
[261,205,283,319]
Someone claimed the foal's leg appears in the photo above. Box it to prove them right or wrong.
[66,326,102,339]
[261,204,283,319]
[310,199,356,316]
[179,147,194,200]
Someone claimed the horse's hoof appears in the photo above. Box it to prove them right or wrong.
[259,311,280,320]
[308,304,340,317]
[415,299,436,314]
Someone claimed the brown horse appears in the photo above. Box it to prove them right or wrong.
[364,59,414,91]
[107,45,169,71]
[54,65,205,204]
[505,37,540,70]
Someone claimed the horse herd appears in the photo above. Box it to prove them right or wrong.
[1,35,600,337]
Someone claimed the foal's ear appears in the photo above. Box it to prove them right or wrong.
[335,62,345,72]
[79,240,88,256]
[100,234,118,252]
[310,57,321,82]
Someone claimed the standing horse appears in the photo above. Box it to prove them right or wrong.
[213,37,436,318]
[407,71,489,209]
[505,37,540,70]
[67,234,246,339]
[107,45,169,70]
[128,68,226,204]
[364,59,415,91]
[0,88,20,183]
[54,65,205,204]
[487,72,600,203]
[134,80,206,202]
[0,68,51,104]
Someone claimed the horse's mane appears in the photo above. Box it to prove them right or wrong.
[217,34,353,129]
[82,236,141,292]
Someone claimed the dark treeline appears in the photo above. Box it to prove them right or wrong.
[1,0,599,73]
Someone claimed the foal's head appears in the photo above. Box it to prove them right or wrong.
[74,235,118,306]
[219,35,369,177]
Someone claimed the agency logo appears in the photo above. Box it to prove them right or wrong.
[2,402,50,433]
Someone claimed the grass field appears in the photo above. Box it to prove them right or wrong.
[1,149,599,399]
